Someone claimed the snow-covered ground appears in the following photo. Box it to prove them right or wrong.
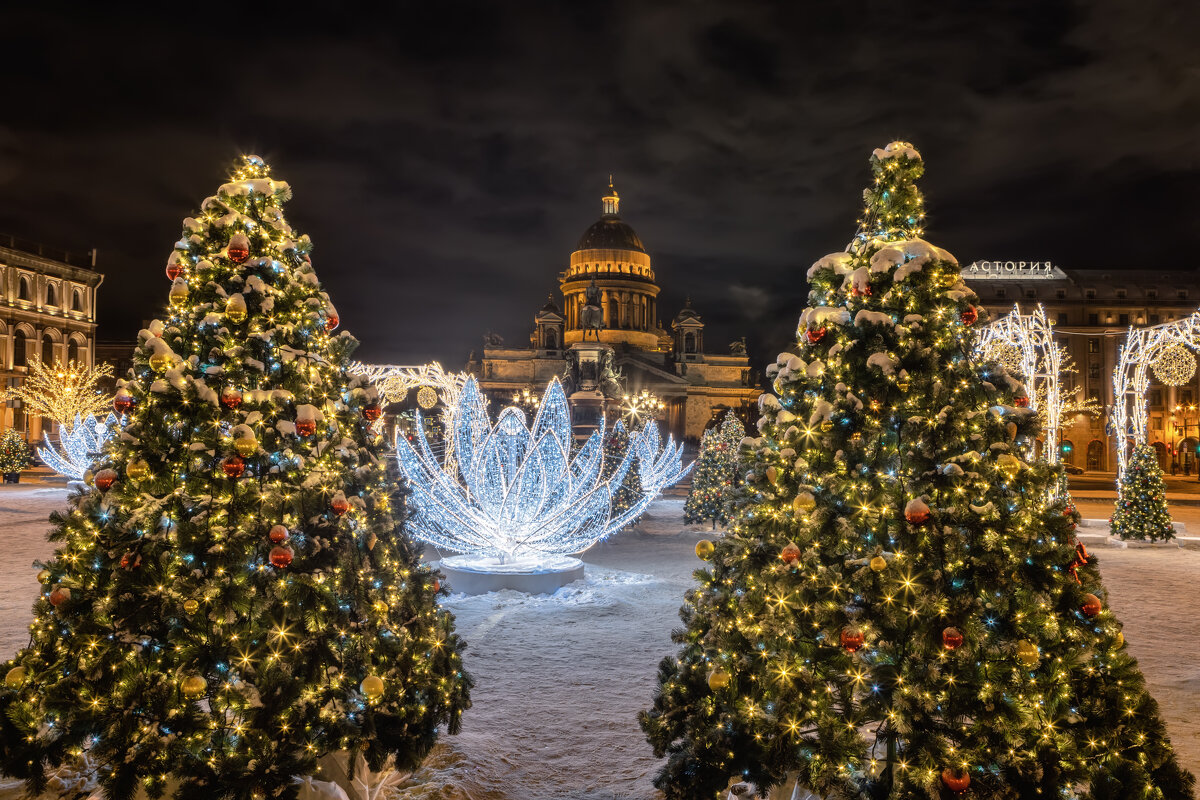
[1,487,1198,799]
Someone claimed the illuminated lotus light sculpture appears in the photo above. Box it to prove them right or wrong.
[395,376,690,593]
[38,413,116,481]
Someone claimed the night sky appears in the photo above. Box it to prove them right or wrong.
[2,2,1199,368]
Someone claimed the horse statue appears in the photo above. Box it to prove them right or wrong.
[580,276,604,341]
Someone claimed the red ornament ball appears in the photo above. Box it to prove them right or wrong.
[331,496,351,516]
[942,626,964,650]
[48,587,69,607]
[362,402,382,422]
[269,545,294,568]
[1081,593,1103,617]
[941,768,971,793]
[905,508,931,525]
[840,627,865,652]
[268,524,289,544]
[119,552,133,569]
[222,455,245,479]
[325,313,340,332]
[165,263,185,281]
[227,233,250,263]
[94,468,118,492]
[295,418,317,437]
[219,387,243,410]
[780,542,801,565]
[806,326,826,344]
[960,306,978,325]
[114,392,135,415]
[1014,395,1030,408]
[433,579,441,593]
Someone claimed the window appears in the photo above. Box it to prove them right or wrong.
[41,334,54,364]
[72,290,82,312]
[1116,289,1127,299]
[1089,363,1101,379]
[67,340,79,362]
[1055,289,1067,299]
[1118,313,1129,326]
[18,277,30,301]
[45,284,57,306]
[1025,288,1036,299]
[1057,312,1068,325]
[13,331,25,367]
[1085,289,1096,299]
[1149,389,1163,408]
[995,287,1007,298]
[1088,338,1100,353]
[1150,314,1161,325]
[1181,389,1195,406]
[1147,289,1158,300]
[1088,313,1099,325]
[1179,290,1190,300]
[1152,415,1163,431]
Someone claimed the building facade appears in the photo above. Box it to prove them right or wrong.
[966,262,1200,474]
[0,237,105,442]
[468,182,759,441]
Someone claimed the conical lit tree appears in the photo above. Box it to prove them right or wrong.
[684,410,745,529]
[0,156,472,800]
[1111,442,1174,541]
[641,142,1193,800]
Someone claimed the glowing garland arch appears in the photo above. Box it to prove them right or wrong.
[975,304,1063,465]
[1113,310,1200,482]
[348,361,471,411]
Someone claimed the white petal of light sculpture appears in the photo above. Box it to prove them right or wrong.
[38,413,116,481]
[395,377,690,593]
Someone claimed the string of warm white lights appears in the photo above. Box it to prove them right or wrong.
[1113,310,1200,480]
[348,361,470,410]
[36,413,116,481]
[395,376,690,563]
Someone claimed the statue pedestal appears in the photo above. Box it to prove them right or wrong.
[437,554,586,595]
[568,342,618,441]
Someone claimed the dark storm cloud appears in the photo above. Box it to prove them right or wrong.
[1,0,1199,368]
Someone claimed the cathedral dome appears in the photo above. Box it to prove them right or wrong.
[574,179,646,253]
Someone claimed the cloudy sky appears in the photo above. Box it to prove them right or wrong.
[2,2,1198,366]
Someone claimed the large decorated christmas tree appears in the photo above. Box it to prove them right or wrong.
[684,410,745,529]
[1111,442,1174,541]
[641,143,1193,799]
[0,156,472,800]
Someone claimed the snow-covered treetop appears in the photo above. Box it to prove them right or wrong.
[872,141,922,162]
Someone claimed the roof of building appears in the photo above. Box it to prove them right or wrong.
[575,215,646,253]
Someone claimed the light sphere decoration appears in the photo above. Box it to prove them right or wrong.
[1151,342,1196,386]
[416,385,438,409]
[395,376,691,594]
[37,413,117,482]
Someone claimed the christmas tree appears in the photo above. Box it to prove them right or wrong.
[1111,442,1174,541]
[0,156,472,800]
[641,143,1193,799]
[684,410,745,529]
[0,429,31,477]
[604,419,644,528]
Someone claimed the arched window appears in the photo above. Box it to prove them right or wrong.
[18,277,30,301]
[13,330,26,367]
[72,290,83,312]
[42,334,55,364]
[46,283,57,307]
[67,339,80,363]
[684,332,696,353]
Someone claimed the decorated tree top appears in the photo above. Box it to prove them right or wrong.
[0,156,471,800]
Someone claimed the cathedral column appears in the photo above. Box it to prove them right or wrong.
[601,290,610,328]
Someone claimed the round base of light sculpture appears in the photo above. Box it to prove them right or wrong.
[438,554,585,595]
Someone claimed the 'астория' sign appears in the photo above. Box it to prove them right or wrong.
[964,261,1068,280]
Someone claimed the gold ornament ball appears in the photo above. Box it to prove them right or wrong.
[793,492,816,514]
[149,352,173,373]
[897,379,910,392]
[869,555,888,572]
[1115,631,1125,648]
[36,568,51,584]
[361,675,385,701]
[234,437,258,457]
[765,466,778,484]
[183,599,200,614]
[181,675,207,698]
[126,459,150,481]
[225,299,247,323]
[1015,640,1039,668]
[417,386,438,409]
[996,454,1021,473]
[695,539,715,560]
[83,469,95,486]
[819,420,834,433]
[1151,342,1197,386]
[707,668,731,691]
[4,665,26,688]
[373,599,389,614]
[169,285,188,306]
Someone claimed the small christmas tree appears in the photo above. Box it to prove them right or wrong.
[684,410,745,529]
[641,142,1193,800]
[604,420,644,527]
[0,156,472,800]
[0,430,31,478]
[1112,442,1174,541]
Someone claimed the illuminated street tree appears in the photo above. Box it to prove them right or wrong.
[641,142,1193,800]
[1111,442,1174,541]
[5,359,113,432]
[684,410,745,529]
[0,156,471,800]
